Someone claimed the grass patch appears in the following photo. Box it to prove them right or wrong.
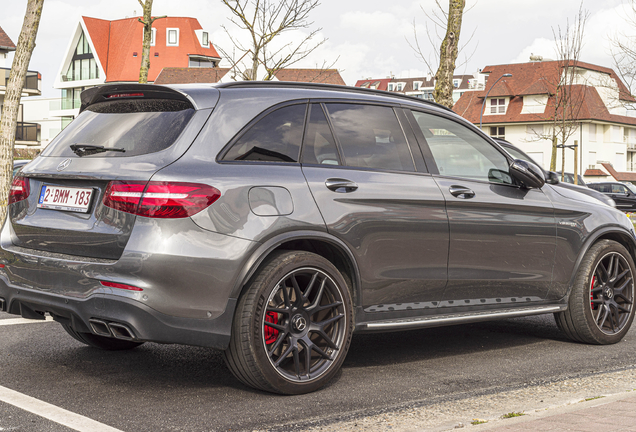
[501,412,525,419]
[583,396,605,402]
[471,419,488,425]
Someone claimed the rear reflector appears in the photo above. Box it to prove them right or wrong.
[103,181,221,218]
[100,281,143,291]
[9,175,30,205]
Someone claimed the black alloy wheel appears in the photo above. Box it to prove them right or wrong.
[589,252,634,335]
[555,240,636,344]
[263,267,347,382]
[224,251,353,394]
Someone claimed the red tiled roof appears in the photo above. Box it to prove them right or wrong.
[584,169,609,176]
[600,163,636,181]
[354,78,392,91]
[154,67,229,84]
[453,62,636,128]
[82,16,221,83]
[0,26,16,51]
[273,69,345,85]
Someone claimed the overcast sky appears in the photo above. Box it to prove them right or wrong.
[2,0,635,98]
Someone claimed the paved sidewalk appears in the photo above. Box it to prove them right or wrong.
[482,392,636,431]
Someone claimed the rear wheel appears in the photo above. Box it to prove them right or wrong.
[555,240,635,344]
[62,324,144,350]
[224,251,353,394]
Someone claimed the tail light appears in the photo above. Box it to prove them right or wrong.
[103,181,221,218]
[100,281,143,291]
[9,175,30,205]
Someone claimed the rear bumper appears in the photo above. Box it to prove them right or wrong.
[0,279,236,350]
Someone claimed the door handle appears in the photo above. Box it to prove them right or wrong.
[449,185,475,199]
[325,178,358,193]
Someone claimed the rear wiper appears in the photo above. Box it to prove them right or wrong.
[70,144,126,157]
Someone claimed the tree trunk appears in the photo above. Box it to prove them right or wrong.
[138,0,154,84]
[0,0,44,224]
[550,134,558,171]
[433,0,465,109]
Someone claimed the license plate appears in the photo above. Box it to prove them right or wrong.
[37,185,94,213]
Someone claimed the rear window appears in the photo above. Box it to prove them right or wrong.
[41,99,195,158]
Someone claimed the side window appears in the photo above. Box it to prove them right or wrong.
[410,110,512,184]
[222,104,306,163]
[301,104,340,166]
[598,184,611,193]
[324,104,415,172]
[612,184,627,194]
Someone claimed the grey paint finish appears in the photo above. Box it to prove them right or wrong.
[434,177,557,303]
[248,187,294,216]
[303,166,449,308]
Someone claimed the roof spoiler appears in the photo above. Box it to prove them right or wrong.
[80,83,196,113]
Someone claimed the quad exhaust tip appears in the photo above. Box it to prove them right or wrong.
[88,318,136,341]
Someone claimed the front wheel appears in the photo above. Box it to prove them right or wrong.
[224,251,353,394]
[555,240,636,344]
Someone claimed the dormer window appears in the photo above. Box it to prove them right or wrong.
[202,32,209,46]
[167,28,179,46]
[453,79,461,88]
[489,98,507,114]
[387,83,394,91]
[413,81,422,90]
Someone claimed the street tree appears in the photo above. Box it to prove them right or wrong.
[527,5,588,177]
[137,0,166,84]
[219,0,333,81]
[408,0,472,109]
[0,0,44,223]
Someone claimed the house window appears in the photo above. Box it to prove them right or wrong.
[423,91,434,101]
[202,31,209,46]
[167,28,179,46]
[489,98,507,114]
[63,31,99,82]
[413,81,421,90]
[387,83,394,91]
[396,83,403,91]
[490,126,505,139]
[589,124,597,142]
[453,79,460,88]
[188,56,216,68]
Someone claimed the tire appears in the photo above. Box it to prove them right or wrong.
[555,240,636,344]
[62,324,144,351]
[224,250,354,394]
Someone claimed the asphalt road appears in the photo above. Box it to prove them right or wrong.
[1,310,636,432]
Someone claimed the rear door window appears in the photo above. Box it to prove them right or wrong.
[301,104,341,166]
[324,103,415,172]
[42,99,195,158]
[222,104,307,163]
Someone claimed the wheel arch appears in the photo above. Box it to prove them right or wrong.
[566,226,636,296]
[230,231,361,311]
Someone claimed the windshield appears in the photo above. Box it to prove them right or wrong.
[625,183,636,194]
[42,99,194,158]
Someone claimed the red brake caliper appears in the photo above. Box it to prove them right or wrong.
[264,311,279,344]
[590,276,596,309]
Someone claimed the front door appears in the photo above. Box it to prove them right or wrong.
[407,110,557,310]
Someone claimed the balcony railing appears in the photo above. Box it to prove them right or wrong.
[15,122,40,143]
[1,67,40,93]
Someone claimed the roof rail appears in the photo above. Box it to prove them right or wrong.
[215,81,452,111]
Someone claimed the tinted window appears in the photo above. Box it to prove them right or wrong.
[42,100,195,158]
[301,104,340,166]
[325,104,415,172]
[411,111,512,184]
[223,104,306,163]
[612,184,628,194]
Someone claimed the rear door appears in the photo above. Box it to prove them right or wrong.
[406,109,557,308]
[301,102,449,312]
[11,87,214,260]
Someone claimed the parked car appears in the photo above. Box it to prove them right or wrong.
[12,159,31,177]
[587,181,636,212]
[1,82,635,395]
[493,139,615,208]
[555,171,586,186]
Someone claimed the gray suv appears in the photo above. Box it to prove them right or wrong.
[2,82,635,394]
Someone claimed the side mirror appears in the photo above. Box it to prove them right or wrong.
[545,171,560,185]
[509,159,546,189]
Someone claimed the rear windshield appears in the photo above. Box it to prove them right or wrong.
[42,99,195,158]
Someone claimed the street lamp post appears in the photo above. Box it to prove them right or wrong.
[479,73,512,132]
